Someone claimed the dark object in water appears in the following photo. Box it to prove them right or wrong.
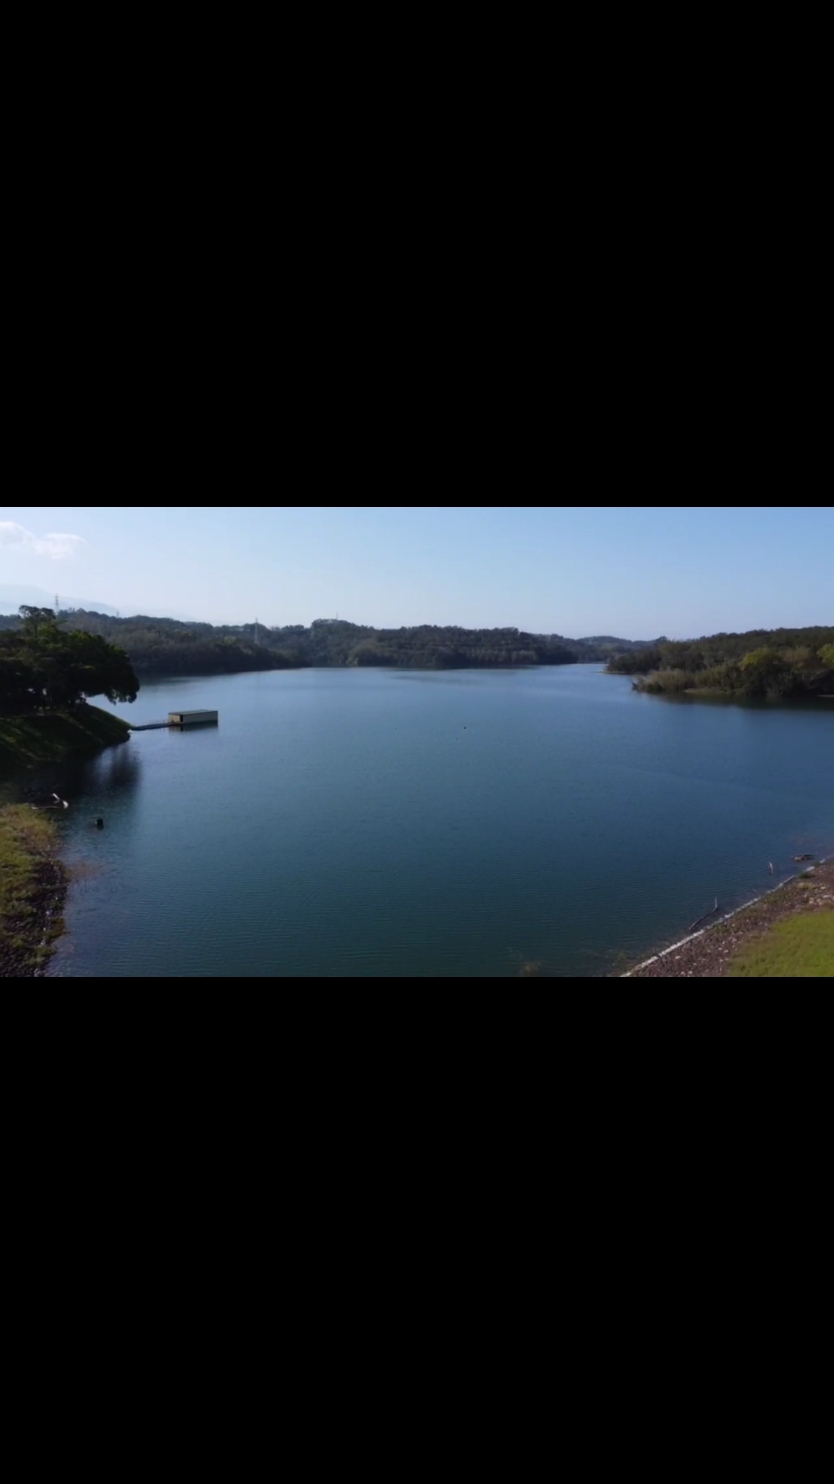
[96,818,104,830]
[687,897,721,934]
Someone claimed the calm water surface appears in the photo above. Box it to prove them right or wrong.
[7,665,833,977]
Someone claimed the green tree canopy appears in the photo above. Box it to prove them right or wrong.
[0,609,139,714]
[606,626,834,699]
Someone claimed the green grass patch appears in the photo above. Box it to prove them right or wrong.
[0,805,66,976]
[0,704,130,768]
[728,912,834,978]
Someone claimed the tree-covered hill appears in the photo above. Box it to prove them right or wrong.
[0,607,139,714]
[0,610,656,677]
[16,606,813,693]
[44,612,302,678]
[298,622,578,668]
[606,626,834,699]
[9,608,824,696]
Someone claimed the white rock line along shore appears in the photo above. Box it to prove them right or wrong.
[621,857,830,978]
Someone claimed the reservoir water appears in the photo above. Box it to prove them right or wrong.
[6,665,833,977]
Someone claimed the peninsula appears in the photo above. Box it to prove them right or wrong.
[606,626,834,700]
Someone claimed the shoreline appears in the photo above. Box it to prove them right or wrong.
[0,704,130,770]
[620,857,833,977]
[0,806,68,977]
[0,707,129,975]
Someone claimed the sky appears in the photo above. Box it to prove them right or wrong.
[1,506,830,639]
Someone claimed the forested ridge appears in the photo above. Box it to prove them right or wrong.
[606,627,834,698]
[0,610,658,678]
[3,608,828,698]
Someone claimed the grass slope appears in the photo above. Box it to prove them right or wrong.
[728,912,834,977]
[0,704,129,768]
[0,805,67,976]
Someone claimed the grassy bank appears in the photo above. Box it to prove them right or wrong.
[0,704,130,769]
[622,858,834,978]
[728,911,834,977]
[0,805,67,976]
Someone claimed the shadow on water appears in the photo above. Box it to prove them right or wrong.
[1,740,142,807]
[643,690,834,713]
[32,744,142,806]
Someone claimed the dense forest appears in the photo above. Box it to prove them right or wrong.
[297,622,581,668]
[606,627,834,699]
[4,608,828,699]
[0,607,139,713]
[6,607,827,700]
[0,610,657,677]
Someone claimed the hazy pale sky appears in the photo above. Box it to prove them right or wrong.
[1,506,830,638]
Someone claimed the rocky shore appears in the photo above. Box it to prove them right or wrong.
[622,857,833,977]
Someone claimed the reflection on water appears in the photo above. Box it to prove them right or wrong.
[3,741,141,801]
[648,690,834,712]
[79,744,142,799]
[30,746,142,818]
[1,739,142,807]
[393,670,527,684]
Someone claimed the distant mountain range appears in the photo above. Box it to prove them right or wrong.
[0,583,119,615]
[0,584,195,622]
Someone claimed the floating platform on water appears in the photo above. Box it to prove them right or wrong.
[129,710,219,732]
[168,710,218,727]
